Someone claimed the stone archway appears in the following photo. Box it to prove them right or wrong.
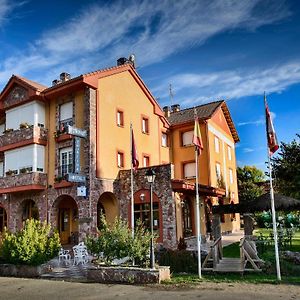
[97,192,118,227]
[52,195,78,245]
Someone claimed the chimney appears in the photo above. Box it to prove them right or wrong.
[60,72,71,82]
[171,104,180,112]
[117,57,128,66]
[163,106,171,118]
[52,79,61,86]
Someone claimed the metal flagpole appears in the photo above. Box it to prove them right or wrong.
[267,152,281,280]
[130,123,134,239]
[195,147,202,278]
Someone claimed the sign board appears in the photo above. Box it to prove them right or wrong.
[67,125,87,138]
[77,186,87,197]
[66,173,86,183]
[73,137,81,173]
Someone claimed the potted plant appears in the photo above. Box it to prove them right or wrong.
[19,122,30,129]
[3,128,13,134]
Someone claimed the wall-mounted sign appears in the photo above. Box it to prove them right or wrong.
[66,173,86,183]
[77,186,87,197]
[73,137,81,173]
[67,125,87,138]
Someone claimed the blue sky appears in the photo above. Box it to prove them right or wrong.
[0,0,299,171]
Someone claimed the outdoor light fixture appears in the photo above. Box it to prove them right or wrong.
[145,168,156,269]
[139,193,145,201]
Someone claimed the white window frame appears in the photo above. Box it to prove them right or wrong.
[184,162,196,179]
[228,145,232,161]
[214,136,220,153]
[182,131,193,146]
[59,147,73,176]
[216,163,221,179]
[117,152,124,168]
[143,155,150,167]
[142,117,149,134]
[161,132,168,147]
[229,168,234,184]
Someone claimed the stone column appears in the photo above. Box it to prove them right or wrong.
[212,214,222,241]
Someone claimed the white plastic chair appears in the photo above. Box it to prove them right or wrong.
[58,248,71,265]
[73,242,89,265]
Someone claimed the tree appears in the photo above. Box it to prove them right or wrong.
[272,134,300,200]
[237,166,265,203]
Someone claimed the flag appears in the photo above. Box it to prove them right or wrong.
[192,116,203,155]
[131,128,139,170]
[265,94,279,156]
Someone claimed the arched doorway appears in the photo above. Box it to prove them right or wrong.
[21,199,39,223]
[55,196,78,245]
[97,192,118,226]
[182,197,193,237]
[0,205,7,232]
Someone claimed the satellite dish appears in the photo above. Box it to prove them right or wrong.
[128,54,136,68]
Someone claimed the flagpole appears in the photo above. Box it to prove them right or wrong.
[130,123,134,239]
[195,147,202,278]
[264,92,281,281]
[267,152,281,281]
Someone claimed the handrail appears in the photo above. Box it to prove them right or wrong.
[202,237,222,269]
[239,238,262,271]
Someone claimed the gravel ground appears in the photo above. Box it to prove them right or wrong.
[0,277,299,300]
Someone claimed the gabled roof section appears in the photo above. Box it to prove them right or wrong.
[0,74,47,101]
[168,100,223,126]
[43,63,169,127]
[168,100,239,143]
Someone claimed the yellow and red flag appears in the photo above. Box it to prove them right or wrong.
[193,116,203,155]
[265,95,279,156]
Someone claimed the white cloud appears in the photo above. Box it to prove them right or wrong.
[0,0,290,87]
[238,119,264,126]
[154,61,300,106]
[0,0,13,26]
[243,148,254,153]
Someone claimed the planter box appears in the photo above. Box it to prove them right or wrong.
[0,264,49,278]
[87,265,170,284]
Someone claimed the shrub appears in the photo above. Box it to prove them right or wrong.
[86,216,152,266]
[158,249,198,273]
[0,219,61,266]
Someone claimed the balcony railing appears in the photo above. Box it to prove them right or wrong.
[0,172,47,193]
[55,164,74,181]
[0,125,48,151]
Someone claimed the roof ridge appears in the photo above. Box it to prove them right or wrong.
[83,63,132,77]
[170,99,224,115]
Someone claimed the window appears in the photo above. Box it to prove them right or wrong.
[183,162,196,178]
[134,202,160,233]
[161,132,168,147]
[59,102,73,131]
[182,131,193,146]
[215,163,221,179]
[5,144,45,175]
[6,101,45,130]
[214,136,220,153]
[229,168,234,184]
[59,147,73,176]
[0,162,3,177]
[116,110,124,127]
[117,151,124,168]
[142,117,149,134]
[228,145,232,161]
[143,155,150,167]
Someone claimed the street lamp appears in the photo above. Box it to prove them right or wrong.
[145,168,156,269]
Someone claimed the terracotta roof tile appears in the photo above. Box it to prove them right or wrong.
[15,75,48,91]
[167,100,223,125]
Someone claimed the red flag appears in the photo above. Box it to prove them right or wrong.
[265,95,279,156]
[131,128,139,170]
[193,116,203,155]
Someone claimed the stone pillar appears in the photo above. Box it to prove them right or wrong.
[212,214,222,241]
[243,213,254,238]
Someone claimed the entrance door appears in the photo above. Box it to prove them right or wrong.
[59,208,71,244]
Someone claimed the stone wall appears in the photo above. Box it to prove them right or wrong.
[117,164,177,250]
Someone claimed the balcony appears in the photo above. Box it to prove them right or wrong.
[0,126,48,151]
[0,172,47,194]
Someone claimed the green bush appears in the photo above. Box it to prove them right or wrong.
[158,249,198,273]
[0,219,61,266]
[86,216,152,266]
